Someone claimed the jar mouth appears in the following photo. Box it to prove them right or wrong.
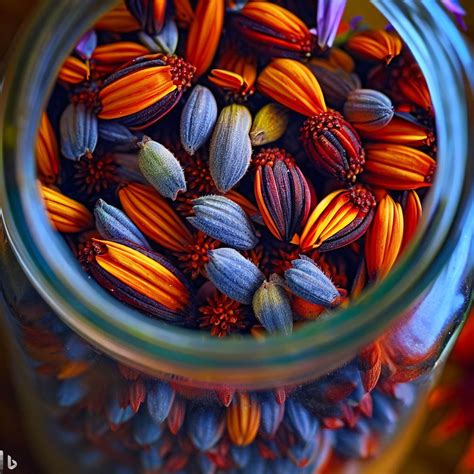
[1,1,472,387]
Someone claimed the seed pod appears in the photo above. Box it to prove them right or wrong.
[227,393,261,446]
[259,393,285,438]
[106,395,136,428]
[224,189,260,222]
[231,445,252,468]
[347,30,402,64]
[91,41,150,76]
[233,2,312,58]
[209,104,252,192]
[174,0,194,28]
[79,238,192,321]
[58,56,90,84]
[396,61,432,110]
[167,396,186,434]
[139,18,179,55]
[40,184,93,233]
[298,185,376,252]
[57,379,86,407]
[257,59,326,117]
[98,53,195,130]
[125,0,167,35]
[401,190,422,251]
[185,0,224,78]
[254,148,311,242]
[188,195,258,250]
[60,103,98,161]
[284,399,319,442]
[138,138,186,200]
[250,103,288,147]
[132,410,162,445]
[253,275,293,335]
[147,381,175,424]
[314,0,346,50]
[365,193,404,281]
[300,110,365,183]
[308,60,361,109]
[94,199,150,248]
[284,256,341,308]
[75,30,97,60]
[363,143,436,190]
[118,183,193,252]
[180,85,218,155]
[95,3,141,32]
[357,342,382,392]
[206,248,265,304]
[36,112,60,184]
[188,405,225,451]
[98,121,138,150]
[344,89,394,132]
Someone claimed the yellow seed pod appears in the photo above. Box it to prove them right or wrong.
[250,103,288,146]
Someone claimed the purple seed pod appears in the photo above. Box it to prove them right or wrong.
[139,446,163,471]
[284,399,319,442]
[284,256,341,308]
[75,30,97,60]
[57,378,87,407]
[138,18,179,55]
[106,395,136,427]
[180,85,218,155]
[94,199,150,249]
[188,195,258,250]
[98,121,138,150]
[231,445,252,468]
[314,0,347,50]
[209,104,252,192]
[147,381,175,424]
[259,392,285,438]
[125,0,166,35]
[187,405,225,451]
[60,102,98,160]
[252,275,293,335]
[206,248,265,304]
[132,409,162,445]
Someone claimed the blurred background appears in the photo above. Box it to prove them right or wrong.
[0,1,473,473]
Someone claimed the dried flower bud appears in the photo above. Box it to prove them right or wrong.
[347,30,402,64]
[257,59,326,117]
[60,103,98,161]
[125,0,167,35]
[138,18,179,55]
[118,182,193,252]
[298,185,376,252]
[40,184,93,233]
[36,112,60,184]
[250,103,288,147]
[99,54,195,130]
[185,0,224,78]
[188,195,258,250]
[252,275,293,335]
[138,138,186,200]
[147,381,175,424]
[94,199,149,248]
[401,190,422,251]
[284,256,341,308]
[300,110,365,183]
[206,248,265,304]
[180,85,218,155]
[227,393,261,446]
[343,89,394,132]
[209,104,252,192]
[58,56,90,84]
[284,399,319,442]
[188,405,225,451]
[363,143,436,190]
[91,41,150,76]
[98,121,138,150]
[365,193,404,281]
[260,393,285,438]
[233,2,312,58]
[254,148,311,241]
[79,238,191,321]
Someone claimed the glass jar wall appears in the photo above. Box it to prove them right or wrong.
[0,1,473,473]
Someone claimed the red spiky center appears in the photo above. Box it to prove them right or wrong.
[78,239,106,267]
[74,153,119,196]
[163,55,196,89]
[348,185,376,213]
[177,232,220,279]
[253,147,295,168]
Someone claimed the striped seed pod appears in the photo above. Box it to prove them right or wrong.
[91,41,150,76]
[97,121,138,150]
[357,342,382,392]
[188,405,225,451]
[300,110,365,183]
[58,56,90,84]
[224,189,260,222]
[188,195,258,250]
[180,85,218,155]
[209,104,252,192]
[36,112,60,184]
[147,381,175,424]
[259,393,285,438]
[98,53,195,130]
[124,0,167,35]
[60,103,98,161]
[250,103,288,147]
[132,410,162,445]
[95,3,140,32]
[227,393,261,446]
[298,185,376,252]
[346,30,403,64]
[233,2,312,59]
[343,89,394,132]
[138,18,179,55]
[284,399,319,442]
[167,396,186,434]
[401,190,422,251]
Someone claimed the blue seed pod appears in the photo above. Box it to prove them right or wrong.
[147,381,175,424]
[132,409,162,446]
[209,104,252,192]
[94,199,150,249]
[198,453,216,474]
[288,436,319,467]
[242,447,268,474]
[60,102,98,160]
[284,399,319,442]
[284,256,341,308]
[259,393,285,438]
[180,85,218,155]
[188,195,258,250]
[138,18,179,55]
[63,334,93,361]
[98,121,138,150]
[106,396,136,427]
[57,378,86,407]
[253,275,293,335]
[231,445,252,468]
[140,446,163,471]
[138,138,186,200]
[370,392,398,435]
[206,248,265,304]
[333,420,371,459]
[187,405,225,452]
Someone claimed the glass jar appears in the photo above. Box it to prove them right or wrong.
[0,1,473,473]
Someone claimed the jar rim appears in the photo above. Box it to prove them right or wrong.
[1,0,473,387]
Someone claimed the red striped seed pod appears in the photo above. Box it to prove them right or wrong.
[36,112,60,184]
[91,42,150,77]
[227,393,261,446]
[401,190,422,251]
[58,56,90,84]
[346,30,402,64]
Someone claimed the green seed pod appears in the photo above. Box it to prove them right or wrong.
[250,103,288,146]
